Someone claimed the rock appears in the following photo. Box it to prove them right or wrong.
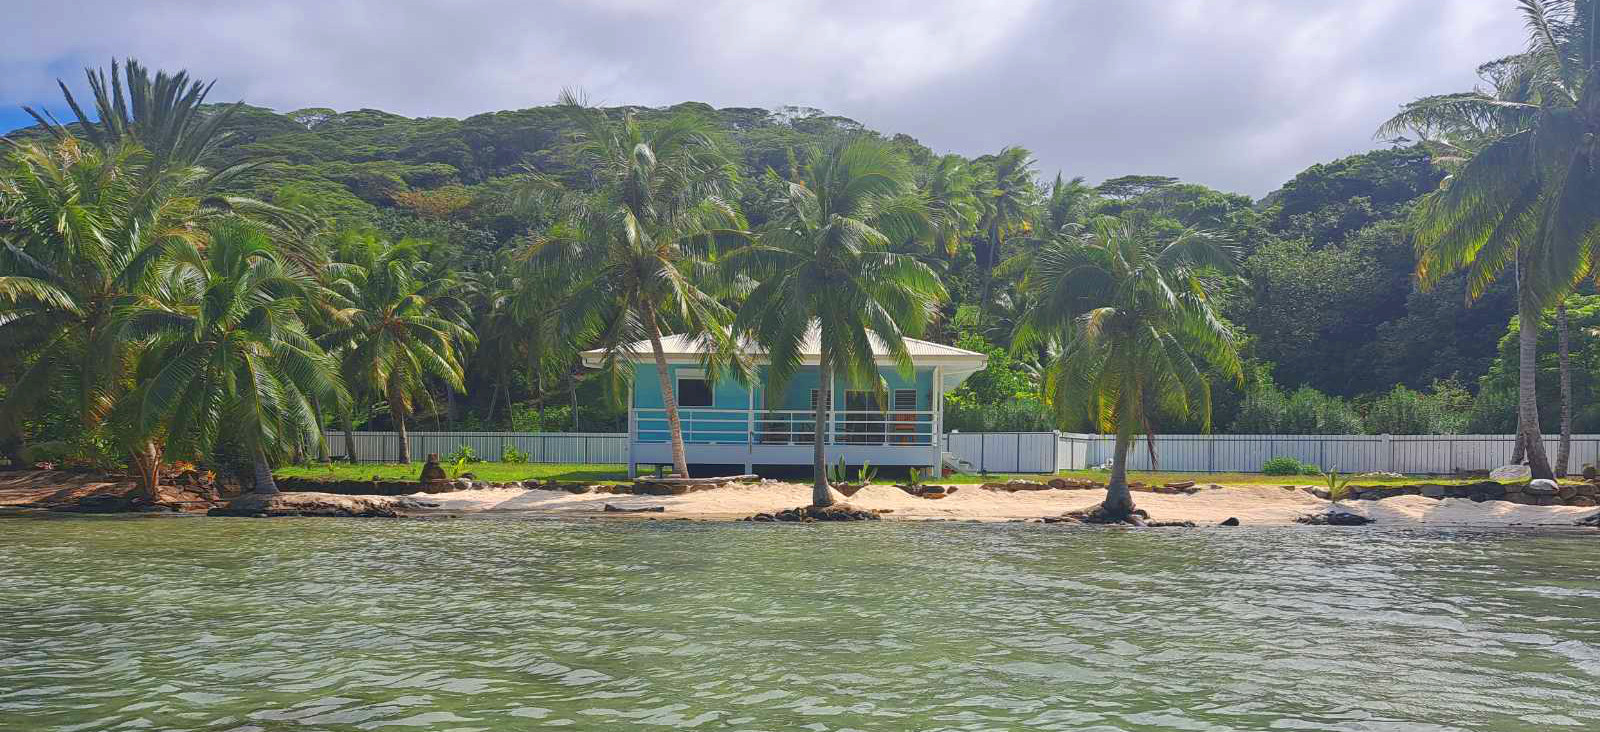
[1569,496,1597,507]
[1578,511,1600,527]
[1584,464,1598,480]
[752,503,880,522]
[1526,478,1560,495]
[603,504,665,513]
[1206,484,1223,490]
[1419,484,1447,499]
[1047,478,1068,489]
[1306,486,1332,500]
[208,492,433,518]
[1164,480,1196,489]
[1296,508,1374,526]
[418,455,447,482]
[922,491,947,499]
[1146,520,1197,527]
[1219,517,1240,526]
[1490,464,1533,481]
[460,471,477,480]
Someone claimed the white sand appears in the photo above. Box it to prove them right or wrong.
[408,482,1600,527]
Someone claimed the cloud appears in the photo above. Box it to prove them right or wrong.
[0,0,1525,196]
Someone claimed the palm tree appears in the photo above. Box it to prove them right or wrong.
[0,139,206,499]
[322,238,473,465]
[974,147,1037,328]
[130,217,347,494]
[728,137,945,507]
[921,154,982,256]
[1378,2,1600,479]
[23,59,247,178]
[520,97,747,478]
[1013,216,1241,522]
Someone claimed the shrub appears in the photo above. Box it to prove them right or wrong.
[501,443,529,464]
[1231,380,1362,435]
[1262,456,1307,475]
[444,443,479,464]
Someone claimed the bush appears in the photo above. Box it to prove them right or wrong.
[1231,380,1362,435]
[500,443,529,464]
[444,443,479,464]
[1361,380,1470,435]
[1262,456,1308,475]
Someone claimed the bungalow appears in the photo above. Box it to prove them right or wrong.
[582,331,988,477]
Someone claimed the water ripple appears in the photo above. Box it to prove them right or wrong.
[2,517,1599,731]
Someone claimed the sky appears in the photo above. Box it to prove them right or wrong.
[0,0,1527,197]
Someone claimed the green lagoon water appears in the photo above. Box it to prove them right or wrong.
[2,516,1598,731]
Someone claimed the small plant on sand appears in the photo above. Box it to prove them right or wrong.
[905,467,924,488]
[449,456,471,479]
[858,460,877,485]
[1321,468,1353,502]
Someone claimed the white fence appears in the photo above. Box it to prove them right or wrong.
[324,429,1595,475]
[326,431,629,464]
[1063,433,1600,474]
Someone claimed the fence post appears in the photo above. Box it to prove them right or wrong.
[1208,438,1215,472]
[1381,433,1393,472]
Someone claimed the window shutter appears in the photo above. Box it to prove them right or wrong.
[893,389,917,411]
[809,389,819,410]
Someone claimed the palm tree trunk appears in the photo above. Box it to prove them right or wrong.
[486,380,500,426]
[1516,275,1554,479]
[536,369,546,430]
[252,447,279,495]
[645,308,691,478]
[1557,299,1572,477]
[812,357,835,507]
[388,382,412,465]
[130,440,163,503]
[569,369,579,432]
[311,395,330,464]
[1101,431,1136,519]
[342,410,358,463]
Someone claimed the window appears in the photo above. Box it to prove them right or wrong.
[893,389,918,411]
[677,373,713,407]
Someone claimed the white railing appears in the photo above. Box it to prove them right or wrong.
[325,431,628,464]
[632,408,937,446]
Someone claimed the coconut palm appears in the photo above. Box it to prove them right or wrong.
[321,238,473,465]
[974,147,1037,328]
[1378,1,1600,478]
[23,59,246,178]
[0,139,206,498]
[1013,216,1241,522]
[130,217,347,494]
[920,154,982,256]
[520,96,747,478]
[728,136,945,507]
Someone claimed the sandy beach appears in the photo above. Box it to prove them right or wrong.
[409,482,1600,526]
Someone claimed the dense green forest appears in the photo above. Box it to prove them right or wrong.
[1,85,1573,439]
[84,100,1549,433]
[4,0,1597,497]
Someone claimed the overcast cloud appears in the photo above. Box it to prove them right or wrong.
[0,0,1525,196]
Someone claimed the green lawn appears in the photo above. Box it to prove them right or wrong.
[275,462,630,483]
[937,469,1500,486]
[275,463,1499,488]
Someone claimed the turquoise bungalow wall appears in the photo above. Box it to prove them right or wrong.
[632,363,936,444]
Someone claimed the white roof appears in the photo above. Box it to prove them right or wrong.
[581,328,989,387]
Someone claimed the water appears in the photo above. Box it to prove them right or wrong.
[2,516,1598,732]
